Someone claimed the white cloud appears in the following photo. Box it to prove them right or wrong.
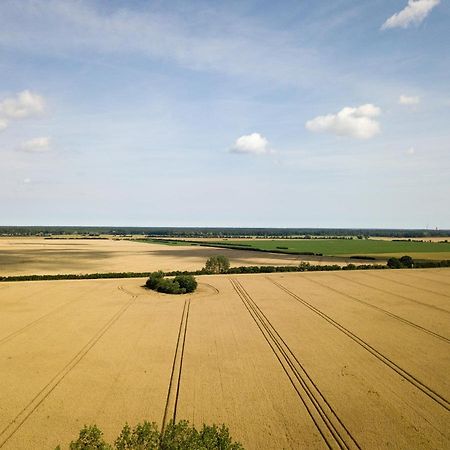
[406,146,415,155]
[18,136,51,153]
[305,104,381,140]
[230,133,270,154]
[381,0,440,30]
[0,90,45,130]
[399,95,420,105]
[23,178,31,184]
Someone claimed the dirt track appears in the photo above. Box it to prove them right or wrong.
[0,269,449,449]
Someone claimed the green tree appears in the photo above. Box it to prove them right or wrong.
[204,255,230,274]
[174,275,197,293]
[68,425,112,450]
[399,255,414,268]
[145,271,164,289]
[387,257,402,269]
[115,422,159,450]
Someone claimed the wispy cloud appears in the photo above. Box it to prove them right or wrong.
[18,136,51,153]
[0,0,319,87]
[399,94,420,105]
[305,104,381,140]
[381,0,440,30]
[0,90,45,130]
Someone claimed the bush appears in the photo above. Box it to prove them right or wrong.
[67,425,111,450]
[204,255,230,274]
[174,275,197,293]
[399,255,414,268]
[61,420,244,450]
[115,421,159,449]
[387,257,402,269]
[156,278,184,294]
[146,271,164,289]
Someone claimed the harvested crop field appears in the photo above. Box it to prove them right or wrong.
[0,238,319,277]
[0,269,449,449]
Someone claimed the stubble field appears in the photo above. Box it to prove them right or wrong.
[0,238,338,277]
[0,269,449,449]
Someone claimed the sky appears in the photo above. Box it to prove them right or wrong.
[1,0,449,228]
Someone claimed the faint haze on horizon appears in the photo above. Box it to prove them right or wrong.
[1,0,449,228]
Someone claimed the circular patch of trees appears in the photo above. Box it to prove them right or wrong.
[145,271,197,294]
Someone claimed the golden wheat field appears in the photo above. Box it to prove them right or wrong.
[0,269,449,449]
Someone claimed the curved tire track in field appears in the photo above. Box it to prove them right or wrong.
[0,286,102,348]
[267,277,450,412]
[304,275,450,343]
[230,278,361,450]
[0,286,138,448]
[365,273,450,299]
[161,299,190,431]
[330,273,450,315]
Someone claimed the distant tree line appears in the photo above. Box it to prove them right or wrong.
[57,419,244,450]
[1,225,449,238]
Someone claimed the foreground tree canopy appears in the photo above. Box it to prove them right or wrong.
[204,255,230,274]
[145,272,197,294]
[58,420,244,450]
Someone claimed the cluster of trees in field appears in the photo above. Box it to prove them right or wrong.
[57,419,244,450]
[204,255,230,273]
[145,272,197,294]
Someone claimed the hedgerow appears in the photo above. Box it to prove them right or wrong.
[1,256,448,283]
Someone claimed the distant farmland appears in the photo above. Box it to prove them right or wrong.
[175,238,450,260]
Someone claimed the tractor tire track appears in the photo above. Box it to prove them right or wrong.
[0,286,138,448]
[230,278,361,450]
[0,286,103,348]
[407,272,450,287]
[303,275,449,343]
[365,273,450,299]
[330,273,450,315]
[267,277,450,412]
[161,299,190,431]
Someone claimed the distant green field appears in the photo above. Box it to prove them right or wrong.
[198,238,450,258]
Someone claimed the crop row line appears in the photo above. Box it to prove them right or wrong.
[267,278,450,411]
[303,275,450,343]
[161,299,190,431]
[0,287,138,448]
[230,278,361,450]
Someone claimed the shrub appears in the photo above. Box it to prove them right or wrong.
[68,425,111,450]
[146,271,164,289]
[115,421,159,450]
[174,275,197,293]
[387,257,402,269]
[399,255,414,268]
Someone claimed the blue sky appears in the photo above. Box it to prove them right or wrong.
[1,0,449,228]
